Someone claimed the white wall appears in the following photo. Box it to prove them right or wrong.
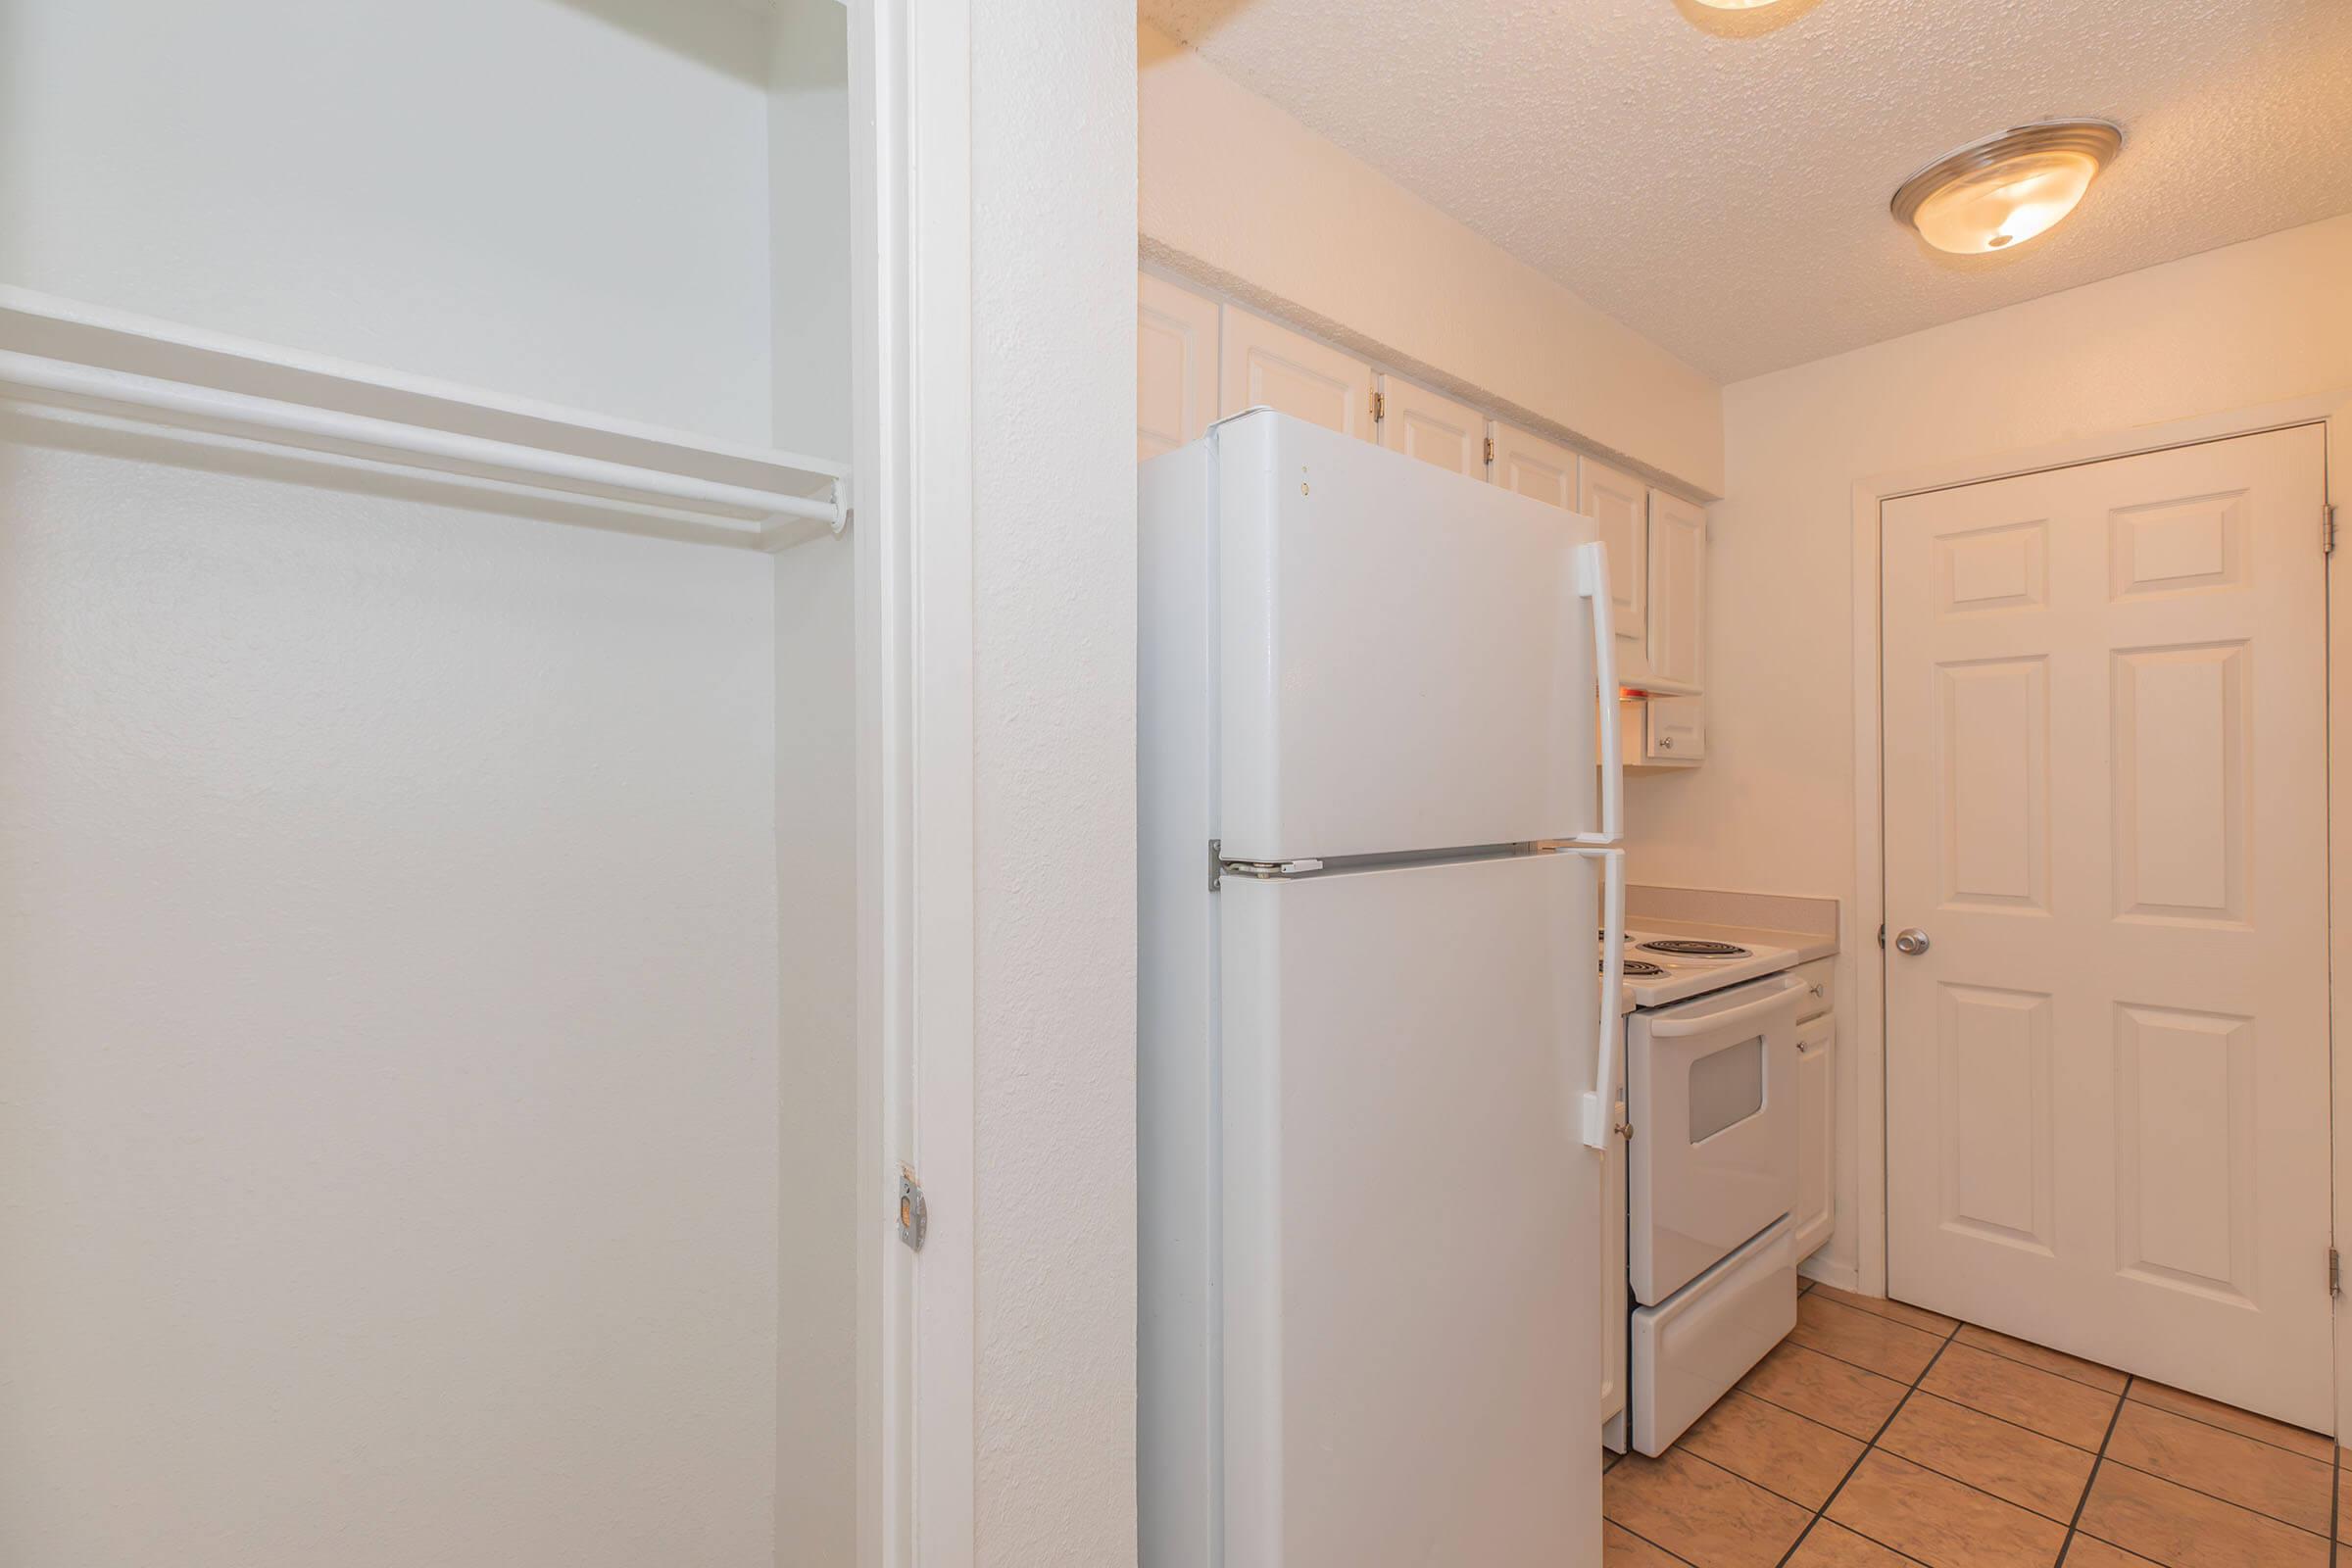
[1139,22,1722,497]
[972,3,1140,1563]
[767,2,858,1563]
[1628,212,2352,1285]
[0,2,794,1562]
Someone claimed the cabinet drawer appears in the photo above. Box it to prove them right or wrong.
[1791,956,1834,1022]
[1643,695,1703,762]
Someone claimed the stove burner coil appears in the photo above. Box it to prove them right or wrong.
[1616,959,1670,978]
[1638,939,1751,959]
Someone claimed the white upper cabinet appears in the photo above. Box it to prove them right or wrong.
[1377,375,1487,479]
[1642,489,1706,693]
[1219,305,1376,442]
[1490,421,1579,512]
[1579,457,1649,656]
[1138,271,1220,460]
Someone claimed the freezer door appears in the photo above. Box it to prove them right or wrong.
[1215,410,1606,861]
[1219,853,1602,1568]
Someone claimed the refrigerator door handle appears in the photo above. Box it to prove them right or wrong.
[1563,844,1626,1149]
[1570,540,1622,848]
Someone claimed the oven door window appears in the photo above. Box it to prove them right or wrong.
[1688,1034,1765,1145]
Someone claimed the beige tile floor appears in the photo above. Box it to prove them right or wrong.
[1603,1281,2341,1567]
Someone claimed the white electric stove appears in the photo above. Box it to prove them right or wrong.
[1598,926,1806,1455]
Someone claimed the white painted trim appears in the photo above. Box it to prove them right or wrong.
[852,0,976,1562]
[1848,393,2350,1348]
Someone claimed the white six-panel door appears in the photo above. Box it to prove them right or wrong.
[1378,375,1488,479]
[1882,424,2330,1429]
[1218,304,1376,441]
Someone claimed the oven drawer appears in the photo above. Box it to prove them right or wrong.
[1628,974,1802,1304]
[1630,1215,1796,1455]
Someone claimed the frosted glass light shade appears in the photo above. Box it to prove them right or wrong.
[1892,121,2123,256]
[1691,0,1785,8]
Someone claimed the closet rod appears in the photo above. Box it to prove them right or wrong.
[0,287,851,546]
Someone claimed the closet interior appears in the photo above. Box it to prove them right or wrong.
[0,2,860,1565]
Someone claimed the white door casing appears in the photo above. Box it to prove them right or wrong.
[1378,374,1488,478]
[1138,271,1218,460]
[1492,421,1579,512]
[1580,457,1648,649]
[1881,425,2330,1430]
[1217,306,1375,441]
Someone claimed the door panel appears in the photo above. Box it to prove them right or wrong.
[1882,424,2329,1429]
[1219,855,1600,1567]
[1213,411,1601,861]
[1377,375,1487,478]
[1794,1016,1834,1259]
[1218,306,1374,441]
[1492,421,1579,511]
[1138,271,1219,460]
[1580,457,1648,645]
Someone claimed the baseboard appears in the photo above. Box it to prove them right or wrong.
[1798,1254,1860,1293]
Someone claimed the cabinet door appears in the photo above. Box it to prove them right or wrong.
[1377,375,1487,479]
[1138,272,1220,460]
[1645,489,1706,692]
[1218,306,1376,441]
[1579,457,1648,656]
[1794,1016,1835,1260]
[1492,421,1578,511]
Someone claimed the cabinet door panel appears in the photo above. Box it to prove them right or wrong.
[1795,1018,1835,1259]
[1492,422,1578,512]
[1580,458,1648,652]
[1378,376,1487,479]
[1139,272,1219,460]
[1218,307,1375,442]
[1645,489,1706,692]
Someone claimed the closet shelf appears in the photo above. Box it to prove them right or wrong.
[0,286,850,551]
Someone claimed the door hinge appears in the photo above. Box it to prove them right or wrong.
[2330,1246,2341,1297]
[1371,389,1385,424]
[897,1164,927,1252]
[1877,922,1887,950]
[2325,504,2338,557]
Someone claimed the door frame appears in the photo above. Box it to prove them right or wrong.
[853,1,976,1563]
[1845,389,2352,1432]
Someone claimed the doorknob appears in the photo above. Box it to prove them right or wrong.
[1893,927,1932,956]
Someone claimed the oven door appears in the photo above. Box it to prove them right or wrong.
[1628,975,1802,1305]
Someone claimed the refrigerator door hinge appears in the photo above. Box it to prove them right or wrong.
[2325,504,2337,557]
[2329,1246,2340,1297]
[1209,839,1325,889]
[1371,389,1385,425]
[897,1164,927,1252]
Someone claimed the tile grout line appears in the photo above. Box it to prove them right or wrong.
[2117,1391,2338,1466]
[2093,1451,2340,1538]
[2053,1373,2132,1566]
[1770,1312,1966,1567]
[1612,1517,1705,1567]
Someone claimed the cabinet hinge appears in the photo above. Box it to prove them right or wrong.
[2325,504,2338,557]
[1484,435,1495,466]
[897,1164,927,1252]
[1370,389,1385,424]
[2330,1246,2341,1297]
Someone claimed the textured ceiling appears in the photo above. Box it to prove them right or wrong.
[1138,0,2352,381]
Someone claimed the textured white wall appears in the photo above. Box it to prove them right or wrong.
[972,2,1140,1563]
[1138,22,1724,497]
[1626,213,2352,1285]
[0,1,793,1562]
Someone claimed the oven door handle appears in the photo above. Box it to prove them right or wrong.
[1644,977,1804,1039]
[1562,844,1624,1149]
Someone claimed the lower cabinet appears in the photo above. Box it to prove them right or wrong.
[1793,1012,1835,1260]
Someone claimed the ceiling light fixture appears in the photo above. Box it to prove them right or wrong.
[1690,0,1786,8]
[1891,120,2123,255]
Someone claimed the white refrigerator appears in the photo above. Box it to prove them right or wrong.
[1140,410,1625,1567]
